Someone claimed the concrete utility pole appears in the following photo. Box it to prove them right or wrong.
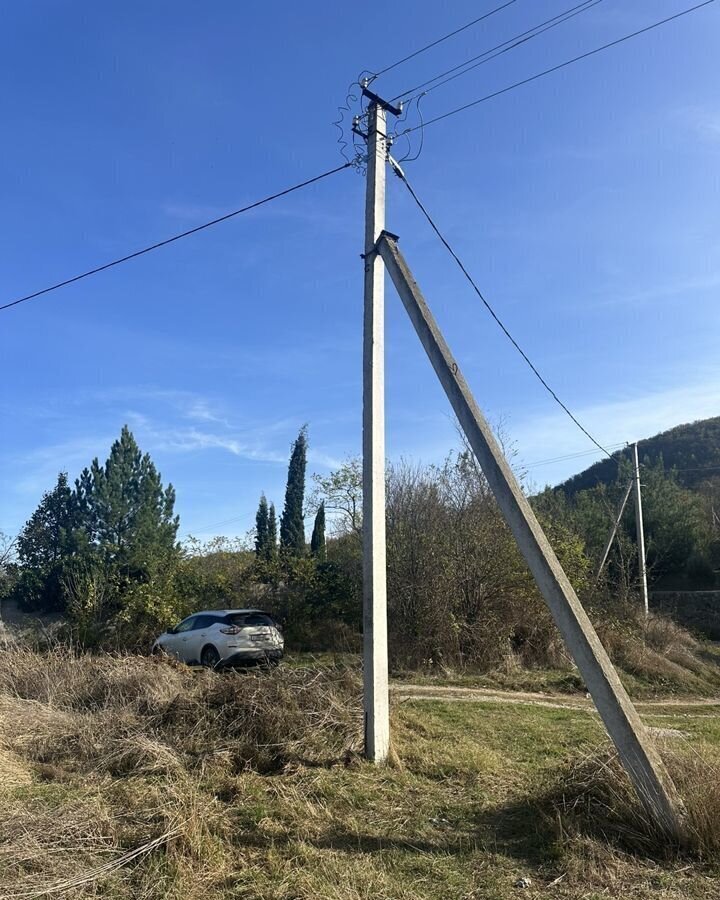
[632,442,650,618]
[377,231,684,836]
[361,97,390,762]
[595,479,633,584]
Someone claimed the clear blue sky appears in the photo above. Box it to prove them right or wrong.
[2,1,719,541]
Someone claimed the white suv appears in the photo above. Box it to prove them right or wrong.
[152,608,284,668]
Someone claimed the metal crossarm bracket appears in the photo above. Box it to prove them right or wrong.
[361,87,403,117]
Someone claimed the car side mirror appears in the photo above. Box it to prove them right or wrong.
[167,626,177,635]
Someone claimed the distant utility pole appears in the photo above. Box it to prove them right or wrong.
[632,442,650,618]
[360,87,401,762]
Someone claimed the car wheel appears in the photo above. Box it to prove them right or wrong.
[200,645,221,669]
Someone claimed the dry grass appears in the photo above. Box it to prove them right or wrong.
[540,740,720,866]
[0,646,362,777]
[0,647,362,899]
[591,611,720,697]
[1,647,719,898]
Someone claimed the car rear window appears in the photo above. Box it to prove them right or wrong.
[194,614,222,629]
[225,612,274,627]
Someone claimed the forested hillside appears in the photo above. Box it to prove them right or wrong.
[560,416,720,495]
[538,416,720,593]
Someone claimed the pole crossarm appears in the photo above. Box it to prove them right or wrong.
[376,230,685,836]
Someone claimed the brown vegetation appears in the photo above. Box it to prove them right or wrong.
[541,742,720,866]
[1,645,719,898]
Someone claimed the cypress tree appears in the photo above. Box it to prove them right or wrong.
[310,502,326,560]
[255,494,270,557]
[280,426,308,556]
[267,503,278,559]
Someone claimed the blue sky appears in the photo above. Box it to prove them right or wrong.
[1,0,719,541]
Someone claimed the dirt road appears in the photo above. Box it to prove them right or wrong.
[392,681,720,718]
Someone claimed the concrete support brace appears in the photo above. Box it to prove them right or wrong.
[377,231,684,835]
[595,479,633,584]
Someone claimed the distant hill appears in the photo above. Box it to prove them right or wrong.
[559,416,720,496]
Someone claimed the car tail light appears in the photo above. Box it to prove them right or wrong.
[220,625,243,635]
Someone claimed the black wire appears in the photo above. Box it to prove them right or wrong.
[399,94,426,163]
[1,163,352,313]
[333,80,363,164]
[392,0,604,104]
[371,0,519,79]
[398,0,717,136]
[394,168,613,459]
[524,442,626,468]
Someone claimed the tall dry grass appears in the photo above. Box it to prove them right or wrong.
[540,741,720,865]
[0,646,362,899]
[0,645,362,776]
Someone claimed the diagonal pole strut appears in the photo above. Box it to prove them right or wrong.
[377,230,684,835]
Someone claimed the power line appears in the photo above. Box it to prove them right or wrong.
[0,162,352,313]
[524,442,625,469]
[371,0,519,79]
[397,0,717,137]
[391,0,604,103]
[180,514,249,537]
[392,164,613,459]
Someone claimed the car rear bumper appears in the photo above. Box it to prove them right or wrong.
[222,648,284,666]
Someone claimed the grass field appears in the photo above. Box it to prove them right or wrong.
[1,649,719,899]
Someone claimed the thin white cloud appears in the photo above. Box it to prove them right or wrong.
[512,371,720,487]
[591,272,720,310]
[678,105,720,143]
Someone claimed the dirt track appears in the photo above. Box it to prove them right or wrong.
[392,682,720,718]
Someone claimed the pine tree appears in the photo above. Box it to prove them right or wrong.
[311,502,326,560]
[15,473,80,611]
[17,473,75,570]
[75,425,179,579]
[255,494,269,557]
[280,426,308,556]
[267,503,278,559]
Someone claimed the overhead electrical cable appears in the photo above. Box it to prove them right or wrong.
[391,0,604,103]
[392,164,613,459]
[180,514,249,537]
[396,0,717,136]
[0,162,352,312]
[370,0,519,79]
[524,442,625,469]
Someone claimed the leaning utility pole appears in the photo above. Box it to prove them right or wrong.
[632,442,650,618]
[595,479,633,584]
[377,229,684,837]
[360,90,400,762]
